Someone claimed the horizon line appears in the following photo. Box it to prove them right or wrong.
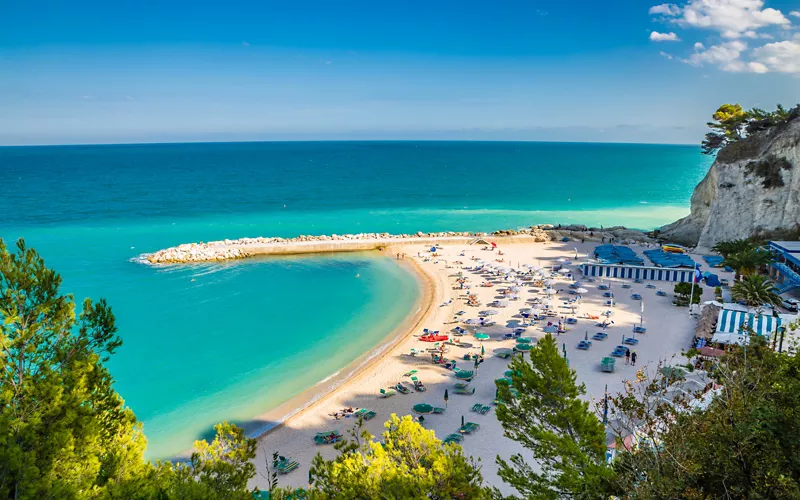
[0,138,700,148]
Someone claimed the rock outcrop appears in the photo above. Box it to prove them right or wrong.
[660,114,800,248]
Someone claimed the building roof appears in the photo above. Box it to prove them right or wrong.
[770,241,800,253]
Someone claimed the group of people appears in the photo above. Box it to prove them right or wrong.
[328,407,357,420]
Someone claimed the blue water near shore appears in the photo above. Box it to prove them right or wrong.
[0,141,711,458]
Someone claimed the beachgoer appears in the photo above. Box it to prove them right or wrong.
[418,415,425,426]
[631,351,637,366]
[625,350,631,365]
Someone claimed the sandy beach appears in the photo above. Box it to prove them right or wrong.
[249,238,729,491]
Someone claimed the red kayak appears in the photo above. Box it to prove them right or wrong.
[420,334,449,342]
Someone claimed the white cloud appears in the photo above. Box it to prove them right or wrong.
[678,0,790,38]
[687,40,748,70]
[660,51,675,59]
[694,42,705,49]
[125,96,134,101]
[650,3,682,15]
[241,41,250,47]
[751,40,800,73]
[791,11,800,18]
[747,61,769,72]
[650,31,681,41]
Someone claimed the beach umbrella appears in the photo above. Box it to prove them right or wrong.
[603,384,609,425]
[516,337,532,343]
[479,309,499,316]
[543,325,557,333]
[495,377,512,386]
[515,342,532,351]
[481,344,485,356]
[557,257,570,263]
[558,268,571,274]
[461,415,465,427]
[544,279,556,286]
[444,389,449,408]
[576,288,588,294]
[494,347,513,356]
[474,333,490,341]
[505,369,521,378]
[544,289,557,296]
[413,403,433,414]
[464,318,482,325]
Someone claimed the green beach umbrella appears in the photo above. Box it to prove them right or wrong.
[413,403,433,414]
[516,337,532,344]
[515,343,532,351]
[474,333,490,341]
[481,344,485,356]
[495,377,512,386]
[504,369,521,378]
[461,415,465,427]
[444,389,449,407]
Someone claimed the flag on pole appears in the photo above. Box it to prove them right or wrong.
[694,266,703,283]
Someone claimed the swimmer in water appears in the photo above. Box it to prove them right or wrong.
[356,274,360,278]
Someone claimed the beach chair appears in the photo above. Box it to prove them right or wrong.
[471,403,483,412]
[454,370,475,381]
[453,386,475,395]
[276,456,299,474]
[610,347,628,357]
[443,433,464,445]
[411,376,426,392]
[598,285,609,291]
[620,283,632,289]
[623,337,639,346]
[631,293,642,301]
[314,431,343,445]
[566,317,578,325]
[600,357,615,373]
[433,407,446,414]
[409,348,420,356]
[633,326,647,334]
[354,408,376,421]
[380,388,397,398]
[605,300,616,307]
[656,289,667,296]
[459,422,480,434]
[404,369,418,377]
[592,332,608,341]
[394,382,411,394]
[645,283,656,289]
[479,405,492,415]
[577,340,592,350]
[455,310,466,316]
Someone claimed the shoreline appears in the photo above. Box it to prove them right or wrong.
[171,249,439,460]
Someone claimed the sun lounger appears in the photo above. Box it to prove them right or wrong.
[404,369,418,377]
[459,422,480,434]
[443,433,464,445]
[394,383,410,394]
[454,370,475,381]
[380,388,397,397]
[601,357,615,373]
[354,408,376,421]
[432,407,446,414]
[623,337,639,345]
[631,293,642,300]
[471,403,483,412]
[645,283,656,289]
[592,332,608,341]
[453,386,475,395]
[620,283,631,289]
[409,348,420,356]
[566,317,578,324]
[411,376,426,392]
[656,289,667,296]
[577,340,592,350]
[598,285,609,290]
[276,457,299,474]
[314,431,343,445]
[633,326,647,334]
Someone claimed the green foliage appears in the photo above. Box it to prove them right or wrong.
[732,274,783,309]
[494,334,611,499]
[724,247,773,276]
[745,155,793,189]
[701,103,798,156]
[607,341,800,498]
[285,414,486,499]
[0,238,259,499]
[711,238,761,259]
[673,282,703,305]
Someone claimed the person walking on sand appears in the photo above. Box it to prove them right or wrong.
[631,351,637,366]
[625,350,631,365]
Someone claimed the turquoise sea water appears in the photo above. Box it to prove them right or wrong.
[0,141,711,458]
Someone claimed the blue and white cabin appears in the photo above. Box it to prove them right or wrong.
[768,241,800,294]
[580,263,695,283]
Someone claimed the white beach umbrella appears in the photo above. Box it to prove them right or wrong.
[544,289,557,296]
[464,318,482,325]
[495,300,510,307]
[558,268,571,274]
[576,288,589,294]
[480,309,499,316]
[544,279,556,286]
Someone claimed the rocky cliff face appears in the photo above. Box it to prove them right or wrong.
[660,115,800,249]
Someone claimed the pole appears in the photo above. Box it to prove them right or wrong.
[779,326,786,353]
[688,268,697,314]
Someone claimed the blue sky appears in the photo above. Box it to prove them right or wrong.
[2,0,799,145]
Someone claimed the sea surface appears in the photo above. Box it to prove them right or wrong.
[0,141,711,458]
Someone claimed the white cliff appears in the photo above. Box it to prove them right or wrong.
[660,114,800,248]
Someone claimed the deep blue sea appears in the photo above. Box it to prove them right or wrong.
[0,141,711,458]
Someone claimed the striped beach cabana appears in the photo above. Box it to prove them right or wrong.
[580,263,695,283]
[715,308,781,337]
